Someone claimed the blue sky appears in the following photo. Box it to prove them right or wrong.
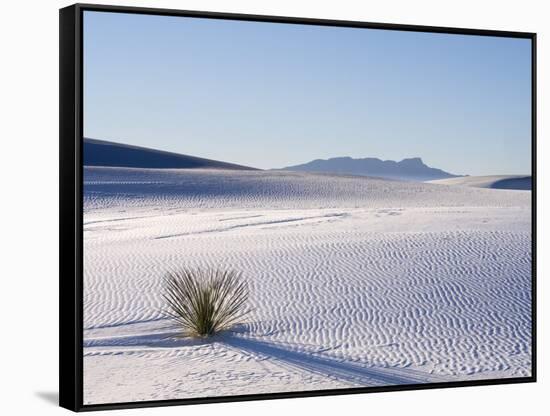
[83,11,532,175]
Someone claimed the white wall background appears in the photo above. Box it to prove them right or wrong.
[0,0,546,414]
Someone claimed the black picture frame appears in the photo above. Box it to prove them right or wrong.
[59,3,537,412]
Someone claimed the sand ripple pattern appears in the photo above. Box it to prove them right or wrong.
[84,167,530,210]
[82,168,532,404]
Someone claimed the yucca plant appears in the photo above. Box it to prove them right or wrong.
[162,268,250,337]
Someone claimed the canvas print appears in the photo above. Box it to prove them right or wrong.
[82,11,533,405]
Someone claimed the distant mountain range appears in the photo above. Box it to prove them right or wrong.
[84,138,460,181]
[83,138,256,170]
[279,156,461,181]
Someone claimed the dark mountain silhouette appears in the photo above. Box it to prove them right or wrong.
[83,138,257,170]
[280,156,461,181]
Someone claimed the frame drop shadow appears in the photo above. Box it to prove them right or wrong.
[35,391,58,406]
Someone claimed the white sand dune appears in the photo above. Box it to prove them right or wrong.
[428,175,531,190]
[83,167,532,405]
[84,167,529,210]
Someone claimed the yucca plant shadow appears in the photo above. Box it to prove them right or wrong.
[162,268,250,338]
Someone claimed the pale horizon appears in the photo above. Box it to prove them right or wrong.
[82,136,531,176]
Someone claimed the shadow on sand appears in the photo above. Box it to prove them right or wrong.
[84,328,446,387]
[221,336,444,386]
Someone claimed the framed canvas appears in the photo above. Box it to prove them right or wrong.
[59,3,537,411]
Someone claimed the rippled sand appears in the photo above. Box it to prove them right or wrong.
[82,167,532,405]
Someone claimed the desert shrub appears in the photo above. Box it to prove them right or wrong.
[162,268,249,337]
